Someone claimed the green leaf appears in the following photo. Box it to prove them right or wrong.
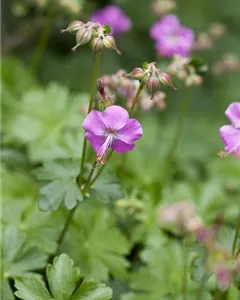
[7,83,88,161]
[72,279,112,300]
[47,254,80,300]
[142,62,149,69]
[103,25,111,34]
[61,202,131,281]
[36,159,83,211]
[90,170,123,203]
[14,254,112,300]
[15,275,53,300]
[2,226,47,278]
[121,234,211,300]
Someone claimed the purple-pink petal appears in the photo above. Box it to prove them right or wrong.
[102,105,129,130]
[111,139,135,154]
[83,110,105,135]
[225,102,240,128]
[219,125,240,155]
[117,119,143,144]
[85,132,105,153]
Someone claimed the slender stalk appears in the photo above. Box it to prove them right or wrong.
[182,238,189,300]
[30,2,55,76]
[83,83,144,191]
[232,216,240,257]
[161,89,190,190]
[79,52,101,185]
[129,84,144,115]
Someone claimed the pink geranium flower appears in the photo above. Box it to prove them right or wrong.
[150,15,195,57]
[220,102,240,157]
[92,5,131,35]
[83,105,143,165]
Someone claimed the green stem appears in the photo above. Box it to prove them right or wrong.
[232,216,240,257]
[182,238,189,300]
[83,83,144,191]
[129,84,144,116]
[79,52,101,185]
[161,89,190,189]
[30,2,55,76]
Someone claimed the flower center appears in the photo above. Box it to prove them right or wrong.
[95,130,117,166]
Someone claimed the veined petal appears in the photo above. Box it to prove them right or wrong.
[102,105,129,130]
[85,132,105,153]
[225,102,240,128]
[83,110,105,135]
[117,119,143,144]
[220,125,240,156]
[111,139,135,154]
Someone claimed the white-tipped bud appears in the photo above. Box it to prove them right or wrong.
[61,21,83,33]
[72,27,92,51]
[159,72,177,90]
[92,37,104,53]
[103,36,121,55]
[126,68,146,80]
[147,77,160,99]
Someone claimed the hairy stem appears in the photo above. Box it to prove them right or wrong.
[78,52,101,185]
[232,215,240,257]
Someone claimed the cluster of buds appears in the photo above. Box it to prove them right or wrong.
[152,0,176,16]
[167,55,203,86]
[126,62,176,99]
[159,201,203,233]
[193,22,227,51]
[98,69,167,112]
[212,53,240,75]
[61,21,121,54]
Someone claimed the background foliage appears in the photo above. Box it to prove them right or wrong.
[1,0,240,299]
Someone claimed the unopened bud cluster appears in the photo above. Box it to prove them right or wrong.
[212,53,240,75]
[98,69,167,112]
[193,22,226,51]
[126,62,176,99]
[159,201,203,233]
[167,55,203,86]
[61,21,121,54]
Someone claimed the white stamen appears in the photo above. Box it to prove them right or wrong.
[96,131,116,164]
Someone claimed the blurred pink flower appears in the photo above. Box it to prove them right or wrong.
[92,5,131,35]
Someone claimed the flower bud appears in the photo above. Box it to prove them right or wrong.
[103,36,121,55]
[127,68,146,80]
[147,77,160,99]
[72,27,92,51]
[159,72,177,90]
[92,37,104,53]
[61,21,83,33]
